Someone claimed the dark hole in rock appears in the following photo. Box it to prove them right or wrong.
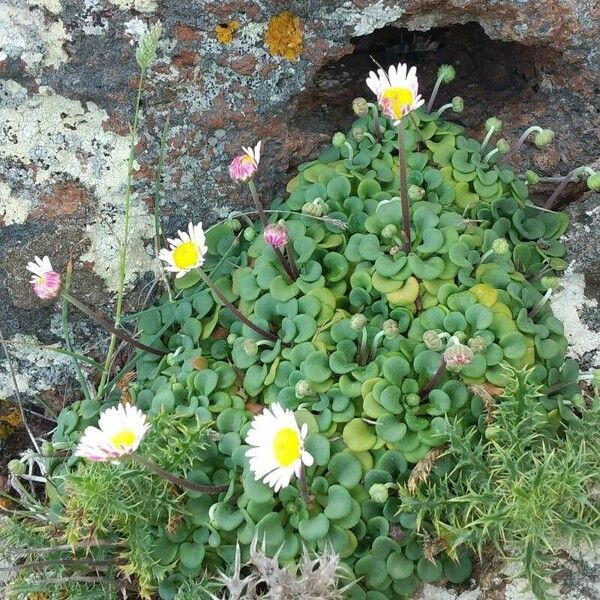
[290,22,594,207]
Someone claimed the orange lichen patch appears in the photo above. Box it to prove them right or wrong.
[265,11,303,62]
[0,399,22,440]
[215,20,239,45]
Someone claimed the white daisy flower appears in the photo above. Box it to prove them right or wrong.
[75,403,150,462]
[26,255,62,300]
[159,222,208,277]
[245,403,314,492]
[229,141,262,182]
[366,62,425,123]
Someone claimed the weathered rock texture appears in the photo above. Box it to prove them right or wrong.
[0,1,599,393]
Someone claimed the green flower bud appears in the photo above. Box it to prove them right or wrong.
[437,64,456,84]
[369,483,389,504]
[352,97,369,117]
[295,379,312,399]
[468,336,488,353]
[314,197,329,215]
[444,343,474,372]
[408,185,425,201]
[226,333,238,346]
[541,276,558,290]
[587,172,600,191]
[525,170,540,184]
[491,238,510,256]
[381,224,398,239]
[423,330,444,352]
[485,117,502,133]
[226,218,241,231]
[352,127,366,142]
[383,319,399,338]
[405,393,420,407]
[8,459,25,476]
[332,132,346,148]
[242,339,258,356]
[534,128,555,149]
[302,200,323,217]
[389,245,401,256]
[350,314,367,331]
[496,138,510,154]
[451,96,464,113]
[243,227,257,241]
[41,441,54,457]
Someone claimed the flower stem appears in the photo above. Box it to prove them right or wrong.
[299,463,310,504]
[483,148,499,164]
[197,269,279,342]
[419,358,447,400]
[248,180,295,280]
[63,293,166,357]
[528,288,553,319]
[368,103,383,142]
[97,67,147,400]
[369,331,386,362]
[479,249,494,264]
[481,126,496,151]
[498,126,542,164]
[397,122,412,254]
[357,328,368,366]
[130,453,229,494]
[543,168,579,210]
[426,74,444,113]
[436,102,453,116]
[285,240,300,279]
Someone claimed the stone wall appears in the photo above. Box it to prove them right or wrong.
[1,0,599,400]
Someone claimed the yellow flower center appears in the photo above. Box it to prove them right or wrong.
[241,154,254,164]
[273,427,301,467]
[381,86,414,118]
[172,241,200,270]
[110,429,137,449]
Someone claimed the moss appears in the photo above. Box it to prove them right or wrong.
[265,11,303,62]
[215,20,239,45]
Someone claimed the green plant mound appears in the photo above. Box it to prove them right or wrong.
[50,106,580,599]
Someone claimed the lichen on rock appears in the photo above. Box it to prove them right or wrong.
[265,11,303,61]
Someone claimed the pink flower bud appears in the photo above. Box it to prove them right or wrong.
[26,256,62,300]
[443,343,474,372]
[263,221,289,249]
[228,141,261,182]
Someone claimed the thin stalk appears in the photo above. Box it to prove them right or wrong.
[483,148,500,164]
[154,113,173,301]
[397,122,412,254]
[248,179,295,280]
[299,464,310,504]
[285,240,300,279]
[499,126,542,164]
[419,358,447,400]
[0,559,120,573]
[543,168,580,210]
[62,258,92,402]
[368,331,386,362]
[97,66,147,399]
[528,288,553,319]
[481,127,496,151]
[63,293,166,357]
[129,453,229,494]
[343,141,354,160]
[0,327,40,453]
[436,102,453,116]
[197,270,278,342]
[368,103,383,142]
[426,74,444,112]
[357,328,368,366]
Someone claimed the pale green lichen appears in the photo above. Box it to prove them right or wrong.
[27,0,62,15]
[108,0,158,13]
[0,182,31,225]
[0,82,157,290]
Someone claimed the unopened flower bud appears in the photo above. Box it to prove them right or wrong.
[381,224,398,239]
[41,441,54,456]
[525,170,540,185]
[243,227,257,242]
[227,333,238,346]
[383,319,399,338]
[226,218,241,231]
[451,96,464,113]
[295,379,312,399]
[350,314,367,331]
[541,276,558,290]
[332,132,346,148]
[8,459,25,476]
[491,238,510,256]
[389,245,401,256]
[468,336,488,353]
[423,330,444,351]
[242,339,258,356]
[352,97,369,117]
[496,138,510,154]
[485,117,502,133]
[534,129,555,149]
[443,343,474,372]
[408,185,425,201]
[438,64,456,84]
[587,172,600,191]
[369,483,389,504]
[302,200,322,217]
[263,221,289,249]
[314,197,329,215]
[352,127,365,142]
